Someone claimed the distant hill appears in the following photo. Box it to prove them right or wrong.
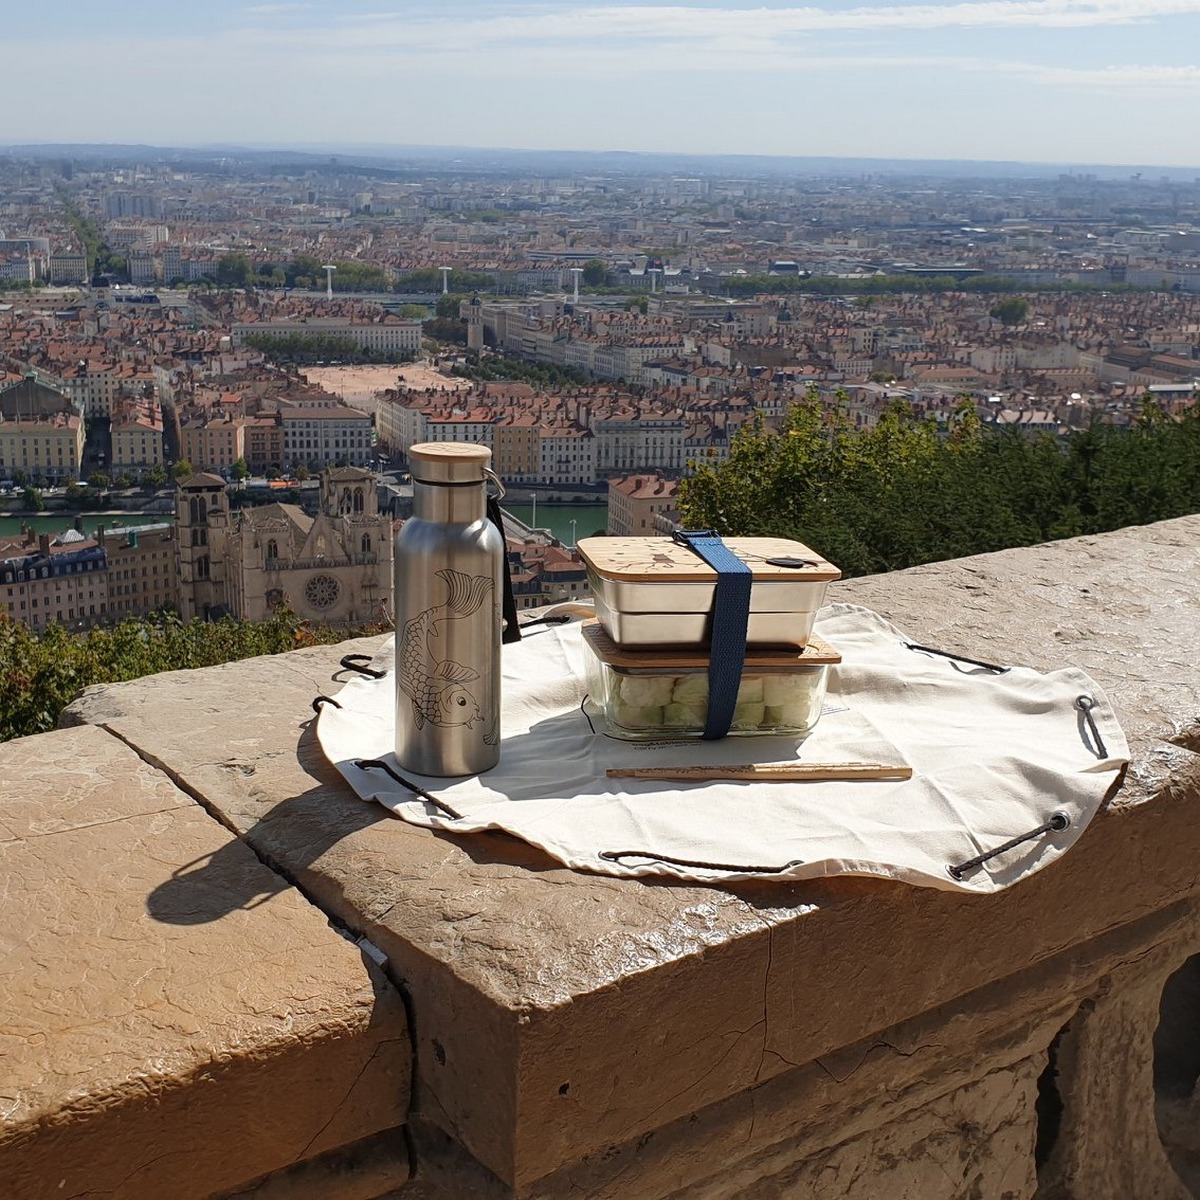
[4,141,1198,180]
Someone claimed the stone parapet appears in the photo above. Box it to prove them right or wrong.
[1,515,1194,1197]
[0,725,411,1200]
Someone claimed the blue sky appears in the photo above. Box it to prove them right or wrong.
[6,1,1200,167]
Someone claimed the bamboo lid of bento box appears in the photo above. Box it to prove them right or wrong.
[577,536,841,583]
[582,621,842,669]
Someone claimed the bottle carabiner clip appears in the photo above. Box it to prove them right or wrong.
[484,467,506,501]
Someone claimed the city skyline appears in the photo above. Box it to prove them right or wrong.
[5,0,1200,169]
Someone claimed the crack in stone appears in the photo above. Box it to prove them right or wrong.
[630,1018,767,1133]
[5,804,193,841]
[84,720,423,1179]
[295,1038,405,1160]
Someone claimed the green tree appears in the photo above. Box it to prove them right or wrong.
[0,607,389,743]
[143,465,167,487]
[989,297,1030,326]
[21,486,43,512]
[230,458,250,483]
[87,471,111,490]
[64,482,90,509]
[286,254,324,287]
[217,253,254,287]
[679,393,1200,579]
[582,258,607,286]
[171,460,194,482]
[436,293,466,320]
[395,268,495,293]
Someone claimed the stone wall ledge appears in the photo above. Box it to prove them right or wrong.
[0,725,412,1200]
[3,515,1197,1198]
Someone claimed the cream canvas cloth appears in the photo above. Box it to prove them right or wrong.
[317,604,1129,892]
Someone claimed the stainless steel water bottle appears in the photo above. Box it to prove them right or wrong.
[394,442,504,776]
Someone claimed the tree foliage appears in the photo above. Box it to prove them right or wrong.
[718,274,1134,299]
[582,259,608,286]
[242,331,415,365]
[396,268,496,293]
[990,297,1030,325]
[0,608,387,743]
[678,394,1200,578]
[448,352,590,387]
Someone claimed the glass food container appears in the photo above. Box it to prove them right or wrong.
[582,623,840,741]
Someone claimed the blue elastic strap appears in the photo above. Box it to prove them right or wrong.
[673,529,751,739]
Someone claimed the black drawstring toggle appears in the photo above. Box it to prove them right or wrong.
[1075,695,1108,758]
[948,811,1071,881]
[340,654,386,679]
[354,758,464,820]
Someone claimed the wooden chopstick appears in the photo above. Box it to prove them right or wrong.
[606,763,913,783]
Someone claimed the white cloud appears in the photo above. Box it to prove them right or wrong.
[999,60,1200,85]
[286,0,1200,47]
[240,2,313,14]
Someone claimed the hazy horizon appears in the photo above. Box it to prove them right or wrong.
[5,140,1199,180]
[6,1,1200,170]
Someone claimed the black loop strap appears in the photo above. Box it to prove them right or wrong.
[312,694,342,712]
[520,613,573,629]
[354,759,464,820]
[487,494,522,645]
[1075,695,1108,758]
[903,642,1009,675]
[948,811,1071,881]
[600,849,806,874]
[340,654,386,679]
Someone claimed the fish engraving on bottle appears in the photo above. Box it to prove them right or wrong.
[398,568,495,733]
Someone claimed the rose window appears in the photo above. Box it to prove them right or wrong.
[305,573,341,610]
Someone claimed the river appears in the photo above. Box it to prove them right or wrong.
[0,504,608,549]
[503,503,608,545]
[0,511,172,540]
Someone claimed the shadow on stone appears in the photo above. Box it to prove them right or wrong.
[147,720,396,924]
[1155,954,1200,1197]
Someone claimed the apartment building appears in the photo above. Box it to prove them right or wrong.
[0,531,107,630]
[231,317,422,355]
[48,252,88,285]
[279,405,372,468]
[180,415,245,475]
[100,524,178,619]
[161,244,183,285]
[423,410,495,452]
[538,426,595,485]
[0,254,35,283]
[127,249,158,286]
[0,410,84,481]
[492,415,540,481]
[105,224,169,249]
[591,413,688,476]
[111,403,166,474]
[56,362,120,419]
[607,474,680,535]
[243,414,285,474]
[376,395,431,455]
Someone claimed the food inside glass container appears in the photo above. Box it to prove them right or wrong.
[581,621,839,740]
[598,664,828,738]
